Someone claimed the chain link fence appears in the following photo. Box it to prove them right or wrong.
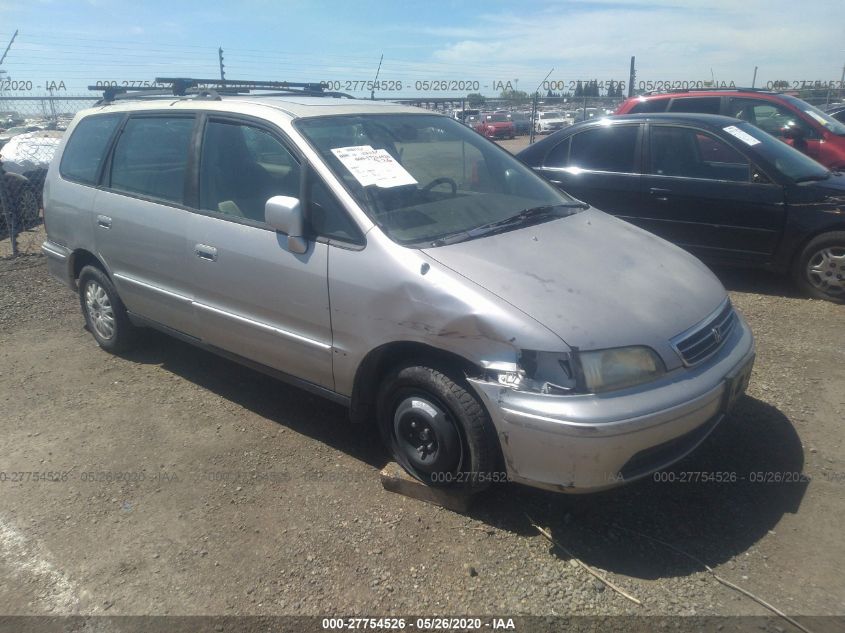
[0,97,95,258]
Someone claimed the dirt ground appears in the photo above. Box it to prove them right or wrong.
[0,138,844,629]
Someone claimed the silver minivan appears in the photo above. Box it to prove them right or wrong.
[42,89,755,493]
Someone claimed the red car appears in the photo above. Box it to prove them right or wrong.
[474,112,515,139]
[616,89,845,170]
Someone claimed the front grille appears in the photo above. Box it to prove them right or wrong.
[671,299,737,366]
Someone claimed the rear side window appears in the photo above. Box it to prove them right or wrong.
[668,97,722,114]
[110,117,194,204]
[59,114,122,185]
[628,99,668,114]
[567,125,639,173]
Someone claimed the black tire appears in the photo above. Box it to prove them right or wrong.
[793,231,845,303]
[78,265,138,352]
[376,363,498,491]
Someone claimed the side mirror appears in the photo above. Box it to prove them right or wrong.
[265,195,307,254]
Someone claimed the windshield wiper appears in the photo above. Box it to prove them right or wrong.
[471,203,587,235]
[428,203,588,247]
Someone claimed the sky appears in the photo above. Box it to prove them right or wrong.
[0,0,843,98]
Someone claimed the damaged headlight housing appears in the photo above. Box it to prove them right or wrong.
[485,346,665,395]
[578,346,665,393]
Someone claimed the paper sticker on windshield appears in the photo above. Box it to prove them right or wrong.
[723,125,761,146]
[330,145,417,188]
[804,110,830,126]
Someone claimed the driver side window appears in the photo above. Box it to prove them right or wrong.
[728,99,816,140]
[199,120,300,223]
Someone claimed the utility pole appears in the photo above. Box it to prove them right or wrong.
[218,47,226,85]
[371,54,383,100]
[627,56,635,98]
[0,29,18,104]
[529,68,554,145]
[840,63,845,101]
[0,29,17,66]
[752,66,758,89]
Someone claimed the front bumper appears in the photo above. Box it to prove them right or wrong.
[468,314,755,493]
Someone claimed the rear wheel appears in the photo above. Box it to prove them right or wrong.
[377,363,498,491]
[78,265,138,352]
[793,231,845,303]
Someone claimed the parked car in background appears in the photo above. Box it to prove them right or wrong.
[0,130,63,232]
[534,111,569,134]
[42,90,754,493]
[0,125,42,149]
[518,113,845,302]
[452,108,480,124]
[824,103,845,124]
[506,111,531,135]
[616,89,845,170]
[572,107,599,123]
[474,112,515,139]
[2,130,63,202]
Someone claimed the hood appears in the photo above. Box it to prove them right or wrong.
[787,172,845,210]
[422,208,727,367]
[485,121,513,128]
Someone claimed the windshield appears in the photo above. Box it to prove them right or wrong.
[296,114,578,246]
[729,121,831,181]
[781,94,845,136]
[486,113,509,122]
[540,112,562,119]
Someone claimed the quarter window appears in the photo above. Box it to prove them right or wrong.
[110,117,194,204]
[199,120,300,223]
[60,114,122,185]
[566,126,639,173]
[308,176,362,243]
[650,126,751,182]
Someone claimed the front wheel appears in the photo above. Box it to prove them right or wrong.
[793,231,845,303]
[78,265,138,352]
[376,364,498,491]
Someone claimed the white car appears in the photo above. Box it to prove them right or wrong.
[534,111,571,134]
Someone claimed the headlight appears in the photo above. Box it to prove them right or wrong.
[579,346,665,393]
[483,347,665,396]
[482,352,577,395]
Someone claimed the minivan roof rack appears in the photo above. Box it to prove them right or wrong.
[88,77,354,104]
[643,87,775,96]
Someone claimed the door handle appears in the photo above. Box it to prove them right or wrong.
[195,244,218,262]
[649,187,671,201]
[96,215,112,229]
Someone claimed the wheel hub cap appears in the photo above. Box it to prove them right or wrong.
[85,281,115,340]
[393,396,461,476]
[807,246,845,295]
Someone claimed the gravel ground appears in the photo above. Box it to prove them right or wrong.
[0,180,844,628]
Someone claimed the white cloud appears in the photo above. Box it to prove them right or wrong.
[427,2,845,85]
